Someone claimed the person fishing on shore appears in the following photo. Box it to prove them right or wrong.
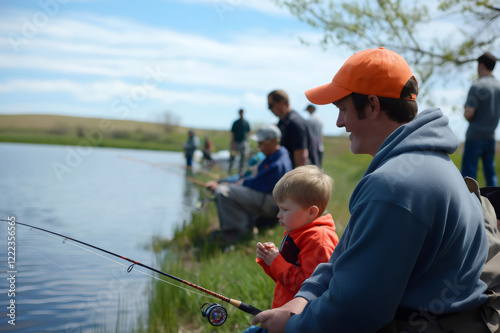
[205,125,292,243]
[252,47,493,332]
[182,130,200,169]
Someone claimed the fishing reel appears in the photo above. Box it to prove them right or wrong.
[200,302,228,326]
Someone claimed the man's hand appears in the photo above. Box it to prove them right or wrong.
[251,297,308,333]
[256,242,279,266]
[464,106,475,121]
[205,180,219,191]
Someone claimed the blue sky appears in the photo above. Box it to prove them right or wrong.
[0,0,496,139]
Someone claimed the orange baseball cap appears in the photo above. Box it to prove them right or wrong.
[305,47,417,105]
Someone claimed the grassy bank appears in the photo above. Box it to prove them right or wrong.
[139,139,500,333]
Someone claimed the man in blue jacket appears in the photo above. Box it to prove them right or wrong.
[252,48,490,332]
[206,125,292,243]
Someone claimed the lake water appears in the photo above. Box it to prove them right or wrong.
[0,143,201,332]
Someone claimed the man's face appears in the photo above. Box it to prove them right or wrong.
[334,96,373,155]
[258,139,275,157]
[268,96,285,119]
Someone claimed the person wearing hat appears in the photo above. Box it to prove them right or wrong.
[252,48,491,332]
[462,52,500,186]
[305,104,324,167]
[205,124,292,243]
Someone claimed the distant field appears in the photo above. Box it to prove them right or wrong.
[0,114,177,131]
[0,114,233,152]
[0,113,351,155]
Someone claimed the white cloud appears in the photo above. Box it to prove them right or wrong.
[0,10,345,90]
[178,0,289,16]
[4,3,480,138]
[0,79,134,102]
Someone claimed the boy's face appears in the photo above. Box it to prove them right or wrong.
[276,198,313,232]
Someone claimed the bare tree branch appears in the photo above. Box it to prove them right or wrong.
[275,0,500,89]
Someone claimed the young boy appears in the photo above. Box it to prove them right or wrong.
[256,165,339,308]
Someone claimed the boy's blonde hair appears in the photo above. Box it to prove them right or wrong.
[273,165,333,217]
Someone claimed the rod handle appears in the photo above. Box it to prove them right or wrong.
[229,299,262,315]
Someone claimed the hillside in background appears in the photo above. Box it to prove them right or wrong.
[0,113,353,154]
[0,114,232,152]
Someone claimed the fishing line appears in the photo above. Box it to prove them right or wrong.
[1,219,261,326]
[119,155,209,187]
[119,155,216,203]
[0,229,75,275]
[31,227,219,301]
[4,226,218,302]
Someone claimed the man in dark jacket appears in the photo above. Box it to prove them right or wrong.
[268,90,319,168]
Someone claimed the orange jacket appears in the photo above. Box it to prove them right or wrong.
[256,213,339,308]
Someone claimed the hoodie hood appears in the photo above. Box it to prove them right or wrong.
[365,108,459,176]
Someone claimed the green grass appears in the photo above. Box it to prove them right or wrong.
[143,243,276,333]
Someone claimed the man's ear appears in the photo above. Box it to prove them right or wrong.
[367,95,381,118]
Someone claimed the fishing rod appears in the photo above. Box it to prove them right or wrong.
[1,219,261,326]
[119,155,210,187]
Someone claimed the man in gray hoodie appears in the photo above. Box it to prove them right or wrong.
[252,48,490,333]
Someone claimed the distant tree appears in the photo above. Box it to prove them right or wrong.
[163,110,181,133]
[275,0,500,88]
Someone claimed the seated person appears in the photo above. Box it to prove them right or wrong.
[205,125,293,243]
[201,136,215,168]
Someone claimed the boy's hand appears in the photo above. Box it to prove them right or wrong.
[257,242,279,266]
